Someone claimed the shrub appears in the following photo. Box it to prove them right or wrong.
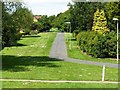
[72,30,79,39]
[23,29,31,35]
[16,32,22,40]
[50,28,59,32]
[30,30,38,35]
[77,31,119,58]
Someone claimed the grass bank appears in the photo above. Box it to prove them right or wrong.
[65,33,118,64]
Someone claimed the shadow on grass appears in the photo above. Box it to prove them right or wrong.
[22,35,41,38]
[2,55,62,72]
[16,43,27,47]
[5,43,27,48]
[68,38,76,41]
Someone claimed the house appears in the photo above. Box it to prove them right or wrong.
[33,15,41,22]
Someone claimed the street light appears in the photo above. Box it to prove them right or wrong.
[113,18,119,63]
[65,22,71,33]
[65,22,71,49]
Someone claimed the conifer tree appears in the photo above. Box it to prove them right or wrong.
[92,8,110,34]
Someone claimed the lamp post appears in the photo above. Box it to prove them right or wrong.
[65,22,71,49]
[113,18,119,63]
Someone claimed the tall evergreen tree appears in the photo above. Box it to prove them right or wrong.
[92,8,110,34]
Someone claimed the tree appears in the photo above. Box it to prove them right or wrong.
[12,8,33,34]
[104,2,120,32]
[70,2,99,32]
[2,1,33,47]
[48,15,55,24]
[92,8,110,34]
[37,15,51,32]
[52,10,70,31]
[2,2,22,47]
[0,1,2,50]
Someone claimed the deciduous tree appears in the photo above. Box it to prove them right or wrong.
[2,1,33,47]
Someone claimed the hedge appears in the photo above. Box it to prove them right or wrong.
[72,30,79,39]
[77,31,120,58]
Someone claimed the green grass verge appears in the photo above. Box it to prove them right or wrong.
[1,32,56,56]
[2,58,118,81]
[2,81,118,88]
[65,33,118,64]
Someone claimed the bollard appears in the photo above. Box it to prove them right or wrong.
[102,65,106,81]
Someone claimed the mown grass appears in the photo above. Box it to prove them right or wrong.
[2,81,118,88]
[2,55,118,81]
[1,32,119,88]
[2,32,56,56]
[65,33,118,64]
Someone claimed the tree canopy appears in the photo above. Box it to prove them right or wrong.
[2,1,33,47]
[52,10,70,32]
[69,2,119,33]
[104,2,120,31]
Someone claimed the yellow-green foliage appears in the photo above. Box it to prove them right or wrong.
[92,9,110,34]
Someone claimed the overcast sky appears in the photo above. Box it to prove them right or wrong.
[23,0,73,16]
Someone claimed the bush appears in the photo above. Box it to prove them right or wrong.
[50,28,59,32]
[16,32,22,40]
[30,30,38,35]
[77,31,119,58]
[72,30,79,39]
[23,29,31,35]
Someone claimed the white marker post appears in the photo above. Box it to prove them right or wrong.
[102,65,106,81]
[113,18,119,63]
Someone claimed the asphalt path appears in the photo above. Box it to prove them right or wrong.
[49,33,67,59]
[49,33,120,68]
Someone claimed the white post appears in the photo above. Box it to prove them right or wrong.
[117,20,119,63]
[113,18,119,63]
[70,23,71,49]
[102,65,106,81]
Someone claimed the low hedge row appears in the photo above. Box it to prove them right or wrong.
[77,31,120,58]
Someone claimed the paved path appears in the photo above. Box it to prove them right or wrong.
[0,79,119,84]
[49,33,120,68]
[49,33,67,59]
[65,58,119,68]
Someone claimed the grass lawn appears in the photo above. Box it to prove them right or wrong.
[2,57,118,81]
[2,81,118,88]
[65,33,119,64]
[1,32,119,88]
[1,32,56,56]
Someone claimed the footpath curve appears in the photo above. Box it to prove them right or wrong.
[49,33,120,68]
